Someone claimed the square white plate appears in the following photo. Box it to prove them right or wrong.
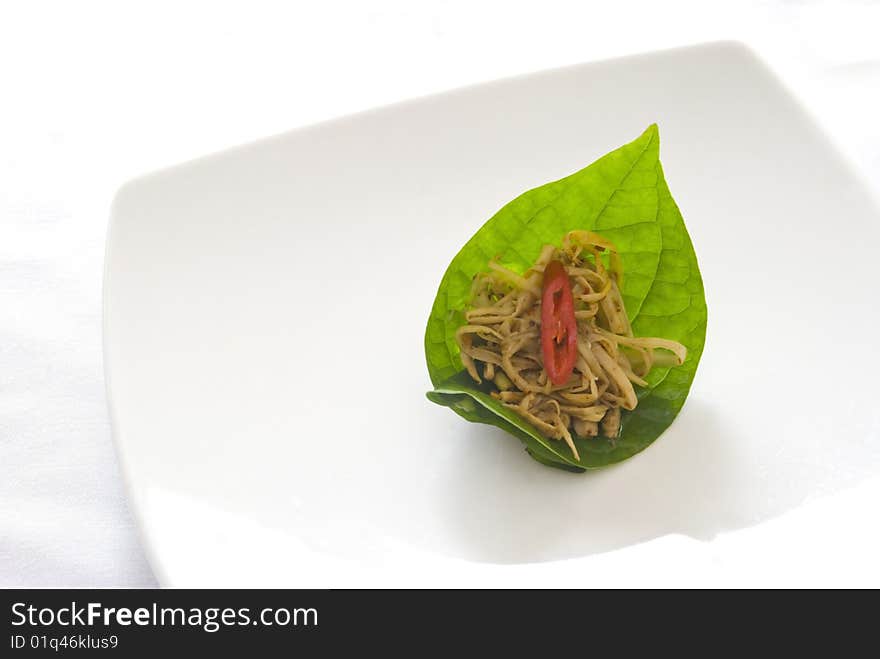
[105,41,880,587]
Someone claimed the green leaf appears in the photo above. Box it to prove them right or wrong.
[424,125,707,470]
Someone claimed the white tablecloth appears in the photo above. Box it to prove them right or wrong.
[2,0,879,586]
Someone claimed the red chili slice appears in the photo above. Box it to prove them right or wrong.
[541,260,578,386]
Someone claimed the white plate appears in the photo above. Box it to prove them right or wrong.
[105,42,880,587]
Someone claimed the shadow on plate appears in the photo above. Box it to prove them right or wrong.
[436,399,806,563]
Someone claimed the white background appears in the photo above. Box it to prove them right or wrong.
[2,0,879,587]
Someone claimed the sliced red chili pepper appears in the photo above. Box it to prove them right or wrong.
[541,260,578,386]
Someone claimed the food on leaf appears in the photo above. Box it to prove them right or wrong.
[456,231,687,462]
[425,125,707,472]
